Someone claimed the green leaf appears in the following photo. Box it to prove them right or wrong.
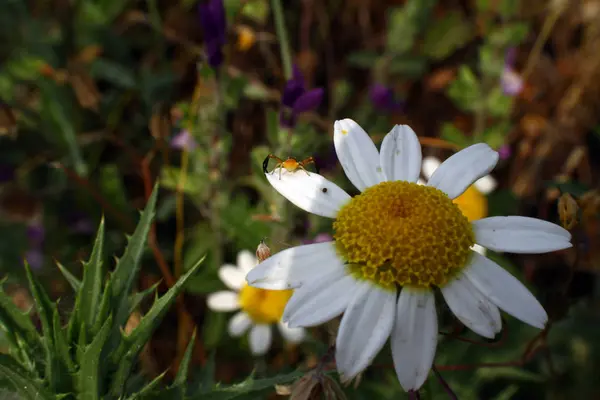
[388,56,428,77]
[440,124,471,148]
[90,59,137,89]
[91,279,112,337]
[422,11,473,60]
[173,328,197,387]
[446,66,481,112]
[488,22,529,46]
[347,51,380,69]
[0,281,40,349]
[485,87,513,117]
[194,351,215,395]
[197,370,305,400]
[52,308,74,372]
[79,218,105,330]
[130,281,161,314]
[0,354,53,400]
[78,315,113,400]
[110,183,159,330]
[55,262,81,292]
[128,371,168,400]
[76,323,87,366]
[110,255,205,397]
[23,263,61,391]
[386,0,437,54]
[160,167,205,195]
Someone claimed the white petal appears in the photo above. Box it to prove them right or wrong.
[427,144,499,199]
[237,250,257,273]
[473,174,497,194]
[471,244,487,255]
[391,289,437,391]
[218,266,246,290]
[206,291,239,312]
[228,312,252,337]
[246,242,343,290]
[441,274,502,338]
[417,178,426,186]
[278,321,306,343]
[473,216,572,254]
[249,324,272,355]
[336,282,396,381]
[266,169,350,218]
[283,273,357,328]
[334,119,385,191]
[379,125,422,183]
[421,156,441,181]
[464,252,548,329]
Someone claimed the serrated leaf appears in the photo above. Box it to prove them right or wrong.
[91,279,112,337]
[55,262,81,292]
[130,281,161,314]
[173,328,197,387]
[23,263,61,391]
[110,183,159,331]
[78,315,113,400]
[386,0,436,54]
[193,351,215,395]
[197,370,305,400]
[79,218,105,330]
[0,282,40,350]
[110,255,205,397]
[76,323,87,366]
[0,354,53,400]
[128,370,168,400]
[52,308,74,373]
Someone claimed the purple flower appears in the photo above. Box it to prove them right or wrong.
[501,48,523,96]
[279,65,324,128]
[65,212,95,234]
[24,249,44,270]
[498,144,511,160]
[26,223,45,246]
[171,130,198,151]
[198,0,227,68]
[369,84,404,112]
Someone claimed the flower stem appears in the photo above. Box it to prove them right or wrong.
[271,0,293,80]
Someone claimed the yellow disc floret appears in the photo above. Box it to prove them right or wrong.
[453,185,488,222]
[333,181,475,289]
[238,285,293,324]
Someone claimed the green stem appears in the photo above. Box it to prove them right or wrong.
[271,0,293,79]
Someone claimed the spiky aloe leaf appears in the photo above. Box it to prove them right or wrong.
[110,184,159,331]
[0,280,41,351]
[130,281,161,315]
[55,261,81,292]
[91,278,112,336]
[196,370,305,400]
[52,308,74,373]
[173,328,197,387]
[78,315,113,400]
[126,371,168,400]
[79,217,105,330]
[109,255,205,397]
[0,354,53,400]
[23,262,65,392]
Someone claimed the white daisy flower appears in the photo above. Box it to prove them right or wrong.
[246,119,572,391]
[207,250,305,356]
[421,156,495,256]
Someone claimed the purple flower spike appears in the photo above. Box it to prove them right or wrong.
[198,0,227,68]
[369,84,404,112]
[26,223,45,246]
[171,130,198,151]
[501,48,524,96]
[279,65,323,128]
[24,249,43,270]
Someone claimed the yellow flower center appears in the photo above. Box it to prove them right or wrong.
[453,185,487,222]
[237,27,256,52]
[333,181,475,289]
[238,285,293,324]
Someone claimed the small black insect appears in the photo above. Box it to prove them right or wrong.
[322,187,328,193]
